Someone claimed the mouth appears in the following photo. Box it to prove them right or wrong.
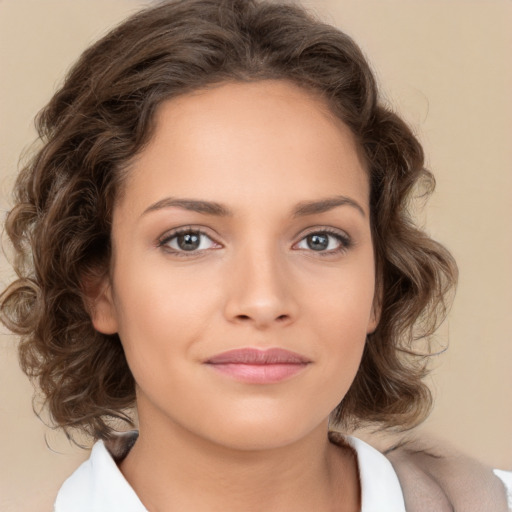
[204,348,311,384]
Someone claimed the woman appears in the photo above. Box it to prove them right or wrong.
[1,0,510,510]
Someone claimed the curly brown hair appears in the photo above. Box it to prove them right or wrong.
[0,0,457,441]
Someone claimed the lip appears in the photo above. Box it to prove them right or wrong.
[204,348,311,384]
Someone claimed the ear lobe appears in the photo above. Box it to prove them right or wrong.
[367,300,381,334]
[367,283,382,335]
[83,275,119,335]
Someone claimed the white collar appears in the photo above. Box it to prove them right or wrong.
[345,436,406,512]
[54,435,405,512]
[54,439,147,512]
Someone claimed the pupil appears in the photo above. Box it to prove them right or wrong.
[178,232,200,251]
[308,233,328,251]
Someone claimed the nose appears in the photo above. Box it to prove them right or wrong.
[222,243,299,330]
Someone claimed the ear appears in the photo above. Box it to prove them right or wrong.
[367,280,382,335]
[83,274,119,335]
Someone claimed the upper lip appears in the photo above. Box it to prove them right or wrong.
[205,348,311,365]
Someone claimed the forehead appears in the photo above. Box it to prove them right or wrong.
[120,79,369,216]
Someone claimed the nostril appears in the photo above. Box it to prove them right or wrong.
[234,313,290,323]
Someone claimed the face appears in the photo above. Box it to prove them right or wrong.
[92,80,379,451]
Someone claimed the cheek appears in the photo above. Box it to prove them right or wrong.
[318,307,367,386]
[307,257,376,331]
[306,267,375,384]
[111,267,221,376]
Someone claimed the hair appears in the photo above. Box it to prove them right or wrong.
[0,0,457,441]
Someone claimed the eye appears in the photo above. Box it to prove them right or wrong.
[158,227,221,255]
[294,229,351,255]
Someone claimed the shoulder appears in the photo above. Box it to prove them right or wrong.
[384,436,511,512]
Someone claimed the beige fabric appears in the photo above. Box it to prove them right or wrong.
[387,438,509,512]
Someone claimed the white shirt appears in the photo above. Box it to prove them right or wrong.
[54,435,407,512]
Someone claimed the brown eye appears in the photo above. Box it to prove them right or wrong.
[158,228,220,255]
[176,232,201,251]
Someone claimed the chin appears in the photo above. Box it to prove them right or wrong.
[193,409,328,452]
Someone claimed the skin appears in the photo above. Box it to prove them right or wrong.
[92,79,379,512]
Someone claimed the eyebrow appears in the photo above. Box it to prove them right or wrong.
[141,195,366,218]
[143,198,231,217]
[292,196,366,218]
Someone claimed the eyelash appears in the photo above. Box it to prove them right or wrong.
[157,226,352,258]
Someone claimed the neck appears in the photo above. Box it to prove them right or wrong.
[118,417,359,512]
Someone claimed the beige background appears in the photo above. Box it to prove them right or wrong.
[1,0,511,510]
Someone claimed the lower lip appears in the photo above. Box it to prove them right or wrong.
[206,363,309,384]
